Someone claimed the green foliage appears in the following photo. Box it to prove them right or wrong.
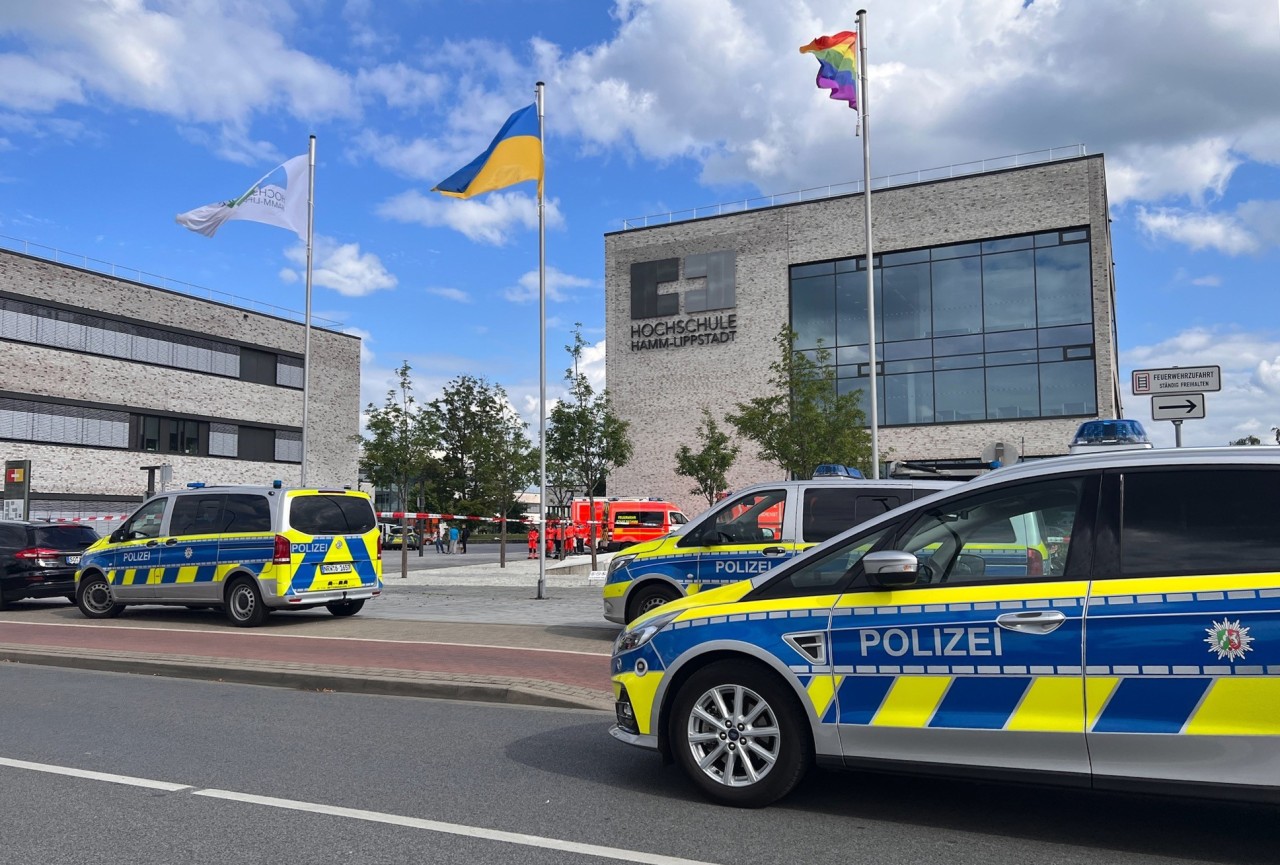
[359,362,440,513]
[430,375,535,563]
[726,325,873,479]
[546,324,634,565]
[675,408,740,508]
[1229,434,1263,446]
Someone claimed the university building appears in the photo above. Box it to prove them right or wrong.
[0,245,361,525]
[604,151,1122,516]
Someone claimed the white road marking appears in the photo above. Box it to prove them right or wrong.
[2,757,718,865]
[0,620,610,656]
[0,757,191,792]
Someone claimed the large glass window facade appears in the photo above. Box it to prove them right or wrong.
[790,227,1096,425]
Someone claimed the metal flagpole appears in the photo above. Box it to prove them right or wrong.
[301,134,316,487]
[857,9,880,479]
[535,82,547,600]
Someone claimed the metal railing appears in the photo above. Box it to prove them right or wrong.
[0,233,344,329]
[620,145,1088,230]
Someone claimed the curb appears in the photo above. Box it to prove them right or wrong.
[0,646,613,713]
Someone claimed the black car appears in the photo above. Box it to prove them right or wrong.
[0,521,100,609]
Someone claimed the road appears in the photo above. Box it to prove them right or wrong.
[2,665,1275,865]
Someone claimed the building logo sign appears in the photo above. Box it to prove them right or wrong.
[629,251,738,351]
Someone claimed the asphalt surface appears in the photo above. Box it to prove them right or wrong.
[0,552,622,711]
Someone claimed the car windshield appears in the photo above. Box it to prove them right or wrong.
[33,525,100,548]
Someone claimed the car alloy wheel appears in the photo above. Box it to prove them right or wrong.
[684,681,782,789]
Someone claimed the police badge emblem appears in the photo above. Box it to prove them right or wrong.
[1205,618,1253,662]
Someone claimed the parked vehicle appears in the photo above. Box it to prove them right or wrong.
[0,521,100,609]
[602,478,958,624]
[386,526,420,550]
[75,483,382,627]
[566,497,688,552]
[610,446,1280,807]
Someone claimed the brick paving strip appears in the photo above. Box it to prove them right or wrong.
[0,621,615,712]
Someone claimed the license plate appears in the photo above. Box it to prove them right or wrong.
[66,555,81,566]
[320,563,352,574]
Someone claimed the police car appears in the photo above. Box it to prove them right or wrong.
[603,477,957,625]
[609,447,1280,807]
[75,483,382,627]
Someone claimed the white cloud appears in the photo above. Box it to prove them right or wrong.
[1190,275,1222,287]
[1136,207,1260,255]
[355,63,444,110]
[426,286,471,303]
[503,266,596,303]
[376,189,562,245]
[0,1,358,132]
[282,235,397,297]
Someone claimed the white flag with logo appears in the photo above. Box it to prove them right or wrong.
[176,154,309,240]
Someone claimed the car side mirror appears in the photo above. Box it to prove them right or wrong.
[863,550,919,588]
[109,528,124,543]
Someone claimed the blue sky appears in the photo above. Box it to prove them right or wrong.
[1,0,1278,451]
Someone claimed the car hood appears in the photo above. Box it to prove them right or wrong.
[631,579,755,627]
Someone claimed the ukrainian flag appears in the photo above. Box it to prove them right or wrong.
[432,103,543,199]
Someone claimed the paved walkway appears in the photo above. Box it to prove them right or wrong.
[0,557,624,712]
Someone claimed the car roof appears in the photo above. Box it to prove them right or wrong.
[970,446,1280,487]
[730,477,960,495]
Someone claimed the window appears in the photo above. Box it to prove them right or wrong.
[0,524,27,548]
[753,527,894,600]
[789,227,1095,426]
[684,489,787,546]
[1120,469,1280,578]
[288,495,376,535]
[169,494,225,536]
[275,430,302,463]
[895,478,1084,585]
[121,497,168,541]
[0,398,129,449]
[276,356,304,389]
[221,494,272,533]
[209,423,238,457]
[614,510,665,528]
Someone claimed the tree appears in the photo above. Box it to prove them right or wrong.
[675,407,740,509]
[359,362,439,514]
[726,325,873,479]
[1229,434,1263,445]
[546,324,633,571]
[430,375,536,566]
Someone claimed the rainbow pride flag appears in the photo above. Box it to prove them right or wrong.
[800,30,858,110]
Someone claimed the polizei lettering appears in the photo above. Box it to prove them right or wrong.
[122,550,152,564]
[714,558,774,575]
[630,314,737,352]
[291,542,329,554]
[858,626,1004,658]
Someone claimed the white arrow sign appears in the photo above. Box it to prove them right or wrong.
[1151,393,1206,420]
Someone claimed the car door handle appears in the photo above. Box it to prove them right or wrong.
[145,540,159,547]
[164,538,179,546]
[996,610,1066,634]
[761,546,788,556]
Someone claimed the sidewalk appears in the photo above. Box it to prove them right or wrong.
[0,557,622,713]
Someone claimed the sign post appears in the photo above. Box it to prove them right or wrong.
[3,460,31,521]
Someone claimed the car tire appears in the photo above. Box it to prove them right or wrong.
[77,573,124,619]
[326,599,365,617]
[669,659,812,808]
[628,583,680,623]
[224,577,267,628]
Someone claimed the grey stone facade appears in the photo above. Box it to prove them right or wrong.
[605,155,1119,517]
[0,249,361,515]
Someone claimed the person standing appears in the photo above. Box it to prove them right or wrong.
[527,526,538,559]
[449,523,459,554]
[460,525,471,554]
[435,523,447,554]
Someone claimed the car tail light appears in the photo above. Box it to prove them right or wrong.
[1027,547,1044,576]
[15,547,61,566]
[273,534,292,565]
[376,533,383,562]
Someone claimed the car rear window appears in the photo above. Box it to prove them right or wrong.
[287,495,376,535]
[33,525,100,548]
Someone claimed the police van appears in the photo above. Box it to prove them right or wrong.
[602,477,958,625]
[609,447,1280,806]
[75,483,382,627]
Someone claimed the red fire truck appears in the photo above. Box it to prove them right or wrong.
[566,497,689,552]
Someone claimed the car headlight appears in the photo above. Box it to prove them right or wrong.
[607,553,637,577]
[614,610,679,654]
